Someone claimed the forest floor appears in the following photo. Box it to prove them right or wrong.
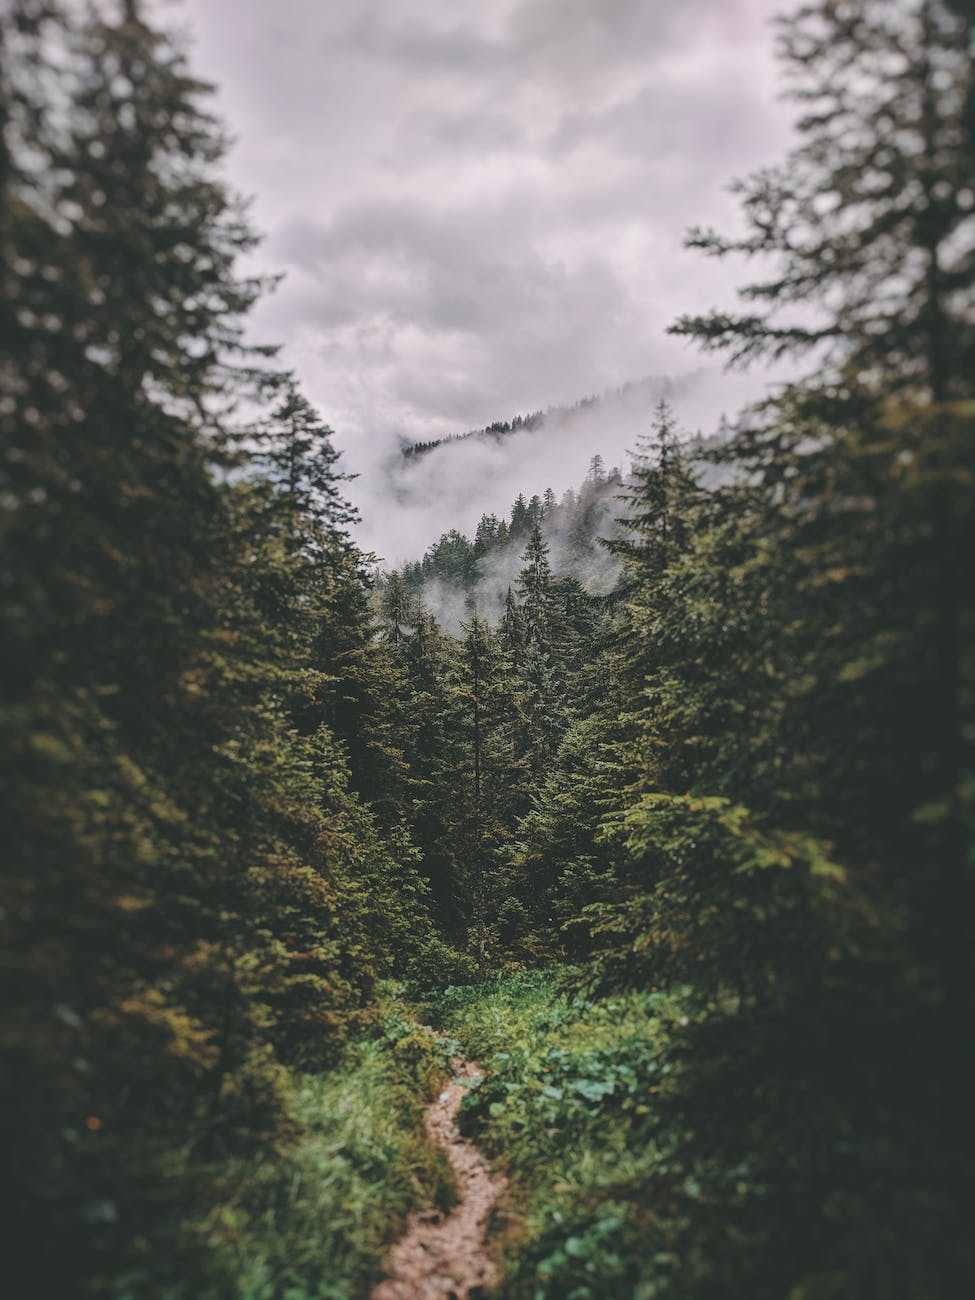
[372,1041,508,1299]
[196,972,685,1298]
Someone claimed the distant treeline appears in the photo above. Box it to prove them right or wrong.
[387,456,624,626]
[398,381,669,460]
[401,412,547,459]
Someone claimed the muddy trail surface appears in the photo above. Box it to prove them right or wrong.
[372,1048,508,1299]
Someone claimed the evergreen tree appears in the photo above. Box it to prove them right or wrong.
[473,512,501,559]
[509,493,532,540]
[498,586,525,656]
[398,613,459,931]
[378,570,422,648]
[0,7,438,1292]
[437,616,518,970]
[607,401,701,593]
[574,3,975,1293]
[517,522,557,651]
[671,0,975,393]
[670,0,975,1121]
[511,708,623,953]
[254,380,356,556]
[421,528,476,587]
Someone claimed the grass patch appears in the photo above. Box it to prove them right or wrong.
[430,971,693,1300]
[190,990,456,1300]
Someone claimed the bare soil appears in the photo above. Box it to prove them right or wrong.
[371,1055,507,1299]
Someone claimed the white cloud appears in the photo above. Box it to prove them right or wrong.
[179,0,802,558]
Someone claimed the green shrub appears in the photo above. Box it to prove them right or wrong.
[434,971,691,1300]
[160,998,455,1300]
[404,934,479,990]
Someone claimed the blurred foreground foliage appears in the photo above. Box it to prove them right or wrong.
[2,1,975,1297]
[0,3,463,1294]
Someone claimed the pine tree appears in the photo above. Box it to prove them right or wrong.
[670,0,975,1129]
[517,522,557,651]
[671,0,975,393]
[378,571,421,648]
[437,616,518,971]
[473,512,501,559]
[498,586,525,656]
[608,401,701,591]
[578,3,975,1293]
[254,380,356,556]
[397,612,458,930]
[0,7,438,1292]
[509,492,532,540]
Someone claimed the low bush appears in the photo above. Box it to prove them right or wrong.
[432,971,696,1300]
[137,993,457,1300]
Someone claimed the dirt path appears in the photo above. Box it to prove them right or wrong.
[371,1053,507,1299]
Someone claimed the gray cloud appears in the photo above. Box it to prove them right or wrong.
[181,0,800,561]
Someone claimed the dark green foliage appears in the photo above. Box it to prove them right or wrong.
[177,994,458,1300]
[5,1,973,1297]
[544,3,975,1293]
[253,380,358,555]
[0,4,437,1294]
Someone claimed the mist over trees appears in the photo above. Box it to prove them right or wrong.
[387,455,627,630]
[2,1,973,1297]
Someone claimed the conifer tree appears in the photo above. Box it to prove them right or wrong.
[437,616,519,967]
[671,0,975,392]
[517,522,557,651]
[607,401,701,600]
[498,586,525,656]
[254,380,356,556]
[378,571,421,648]
[0,6,439,1292]
[395,612,458,927]
[473,512,501,559]
[577,3,975,1293]
[669,0,975,1123]
[509,492,532,540]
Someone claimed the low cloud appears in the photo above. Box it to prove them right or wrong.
[351,369,775,568]
[182,0,800,554]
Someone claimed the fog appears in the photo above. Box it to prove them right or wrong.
[180,0,802,569]
[349,365,774,568]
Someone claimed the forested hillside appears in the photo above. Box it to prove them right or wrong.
[2,2,973,1299]
[398,378,687,461]
[386,455,625,627]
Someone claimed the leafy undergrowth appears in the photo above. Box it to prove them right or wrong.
[186,989,457,1300]
[431,971,697,1300]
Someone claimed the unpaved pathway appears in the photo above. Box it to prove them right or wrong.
[372,1052,507,1299]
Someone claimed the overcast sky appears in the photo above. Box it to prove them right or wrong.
[179,0,801,558]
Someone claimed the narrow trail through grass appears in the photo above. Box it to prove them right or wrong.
[372,1036,508,1300]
